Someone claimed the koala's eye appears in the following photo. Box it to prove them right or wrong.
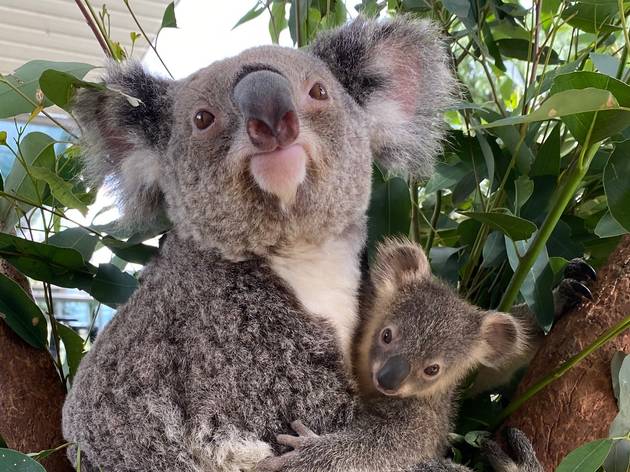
[309,83,328,100]
[424,364,440,377]
[381,328,393,344]
[194,110,215,130]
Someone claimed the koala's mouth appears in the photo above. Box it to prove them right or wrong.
[249,144,308,209]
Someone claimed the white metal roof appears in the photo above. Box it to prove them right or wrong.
[0,0,170,75]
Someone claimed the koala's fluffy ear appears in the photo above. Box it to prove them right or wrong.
[310,16,456,175]
[371,238,431,295]
[73,61,173,228]
[477,313,527,368]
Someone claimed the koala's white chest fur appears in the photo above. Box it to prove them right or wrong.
[268,236,362,358]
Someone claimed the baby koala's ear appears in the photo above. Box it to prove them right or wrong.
[477,313,527,368]
[371,238,431,296]
[309,15,457,175]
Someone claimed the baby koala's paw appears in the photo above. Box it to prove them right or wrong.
[255,421,320,472]
[555,258,597,317]
[484,428,543,472]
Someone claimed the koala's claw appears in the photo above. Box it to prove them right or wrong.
[564,258,597,282]
[276,420,319,449]
[555,258,597,316]
[484,428,543,472]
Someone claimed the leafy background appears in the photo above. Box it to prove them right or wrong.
[0,0,629,470]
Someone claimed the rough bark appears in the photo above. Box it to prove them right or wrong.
[507,235,630,470]
[0,259,73,472]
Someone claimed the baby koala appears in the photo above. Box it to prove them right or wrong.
[258,239,534,472]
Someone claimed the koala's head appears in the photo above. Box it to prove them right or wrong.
[74,16,455,259]
[357,239,527,398]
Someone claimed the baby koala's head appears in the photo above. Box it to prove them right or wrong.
[356,239,528,399]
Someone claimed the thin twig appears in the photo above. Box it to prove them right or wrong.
[123,0,174,79]
[74,0,112,57]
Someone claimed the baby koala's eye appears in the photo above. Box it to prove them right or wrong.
[423,364,440,377]
[194,110,215,130]
[381,328,393,344]
[309,83,328,100]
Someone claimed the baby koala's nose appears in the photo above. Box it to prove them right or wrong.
[233,68,300,151]
[376,355,411,392]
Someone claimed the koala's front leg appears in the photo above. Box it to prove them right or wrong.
[483,428,543,472]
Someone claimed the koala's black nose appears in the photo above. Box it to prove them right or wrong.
[376,355,411,392]
[233,69,299,151]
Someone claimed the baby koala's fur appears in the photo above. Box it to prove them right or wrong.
[258,239,532,472]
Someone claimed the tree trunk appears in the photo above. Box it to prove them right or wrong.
[0,259,73,472]
[507,235,630,470]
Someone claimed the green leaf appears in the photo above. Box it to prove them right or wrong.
[0,232,95,289]
[0,449,46,472]
[557,439,613,472]
[604,141,630,232]
[0,273,47,349]
[514,176,534,212]
[0,434,6,448]
[101,236,158,265]
[481,88,622,128]
[367,166,411,256]
[0,61,93,119]
[505,234,555,331]
[531,123,561,177]
[0,132,56,231]
[28,166,88,215]
[160,2,177,30]
[610,355,630,436]
[89,263,138,307]
[595,212,628,237]
[551,72,630,144]
[424,161,470,194]
[48,228,99,263]
[234,2,266,29]
[611,351,626,401]
[0,131,6,145]
[39,70,103,111]
[269,0,288,43]
[478,110,535,174]
[463,212,537,241]
[603,439,630,472]
[56,322,85,380]
[562,1,620,33]
[481,231,506,268]
[496,39,560,64]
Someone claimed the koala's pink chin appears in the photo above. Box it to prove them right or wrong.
[250,144,308,207]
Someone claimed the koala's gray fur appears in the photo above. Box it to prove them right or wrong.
[63,16,457,472]
[256,239,537,472]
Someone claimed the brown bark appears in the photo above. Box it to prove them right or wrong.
[507,235,630,470]
[0,259,73,472]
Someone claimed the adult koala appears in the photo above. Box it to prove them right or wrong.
[63,16,457,471]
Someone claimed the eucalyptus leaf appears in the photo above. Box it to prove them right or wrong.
[39,70,103,111]
[603,439,630,472]
[481,88,622,129]
[551,72,630,144]
[0,132,56,231]
[556,439,613,472]
[160,2,177,30]
[0,61,93,119]
[48,227,99,263]
[0,273,47,349]
[28,166,88,215]
[56,322,85,380]
[595,212,628,238]
[610,355,630,437]
[603,141,630,231]
[0,449,46,472]
[88,263,138,307]
[505,234,555,331]
[464,212,537,241]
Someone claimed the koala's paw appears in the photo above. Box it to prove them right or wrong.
[555,258,597,317]
[484,428,543,472]
[255,421,319,472]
